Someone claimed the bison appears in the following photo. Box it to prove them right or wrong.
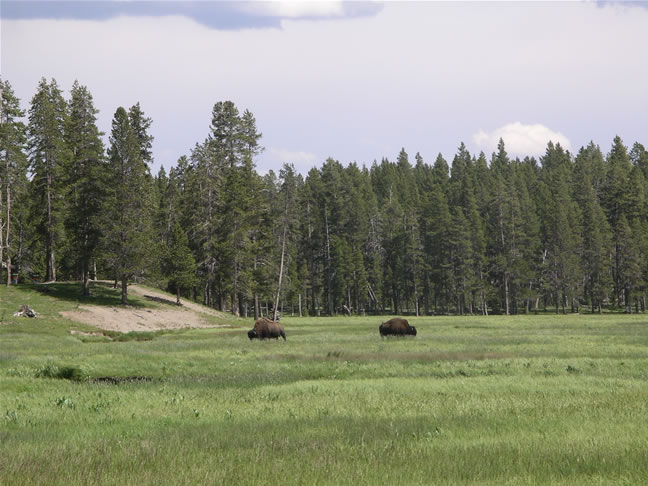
[248,317,286,340]
[379,317,417,337]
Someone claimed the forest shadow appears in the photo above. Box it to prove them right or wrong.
[24,281,152,308]
[143,294,179,306]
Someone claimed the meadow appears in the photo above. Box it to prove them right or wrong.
[1,283,648,485]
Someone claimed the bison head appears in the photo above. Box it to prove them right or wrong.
[247,329,257,340]
[408,326,417,336]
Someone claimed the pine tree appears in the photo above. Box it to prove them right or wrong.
[0,79,28,285]
[63,81,105,295]
[616,214,641,312]
[210,103,263,316]
[486,140,518,314]
[630,142,648,180]
[601,136,635,306]
[273,163,300,320]
[103,106,154,304]
[128,102,154,165]
[539,143,583,313]
[164,221,198,305]
[448,206,472,314]
[27,78,68,281]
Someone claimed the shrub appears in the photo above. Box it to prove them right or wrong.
[34,363,86,381]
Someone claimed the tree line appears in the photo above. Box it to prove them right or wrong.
[1,77,648,315]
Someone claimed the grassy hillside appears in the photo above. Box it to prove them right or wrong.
[1,283,648,485]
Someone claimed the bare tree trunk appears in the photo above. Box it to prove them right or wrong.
[46,169,56,282]
[0,168,4,285]
[324,208,333,316]
[499,201,508,315]
[273,224,287,321]
[306,202,317,316]
[121,278,128,305]
[5,172,10,286]
[347,285,351,312]
[298,293,302,317]
[82,263,90,296]
[231,227,240,316]
[480,267,488,316]
[253,240,259,320]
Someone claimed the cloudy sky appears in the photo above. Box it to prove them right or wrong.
[2,1,648,174]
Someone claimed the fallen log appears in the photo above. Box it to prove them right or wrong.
[14,304,38,318]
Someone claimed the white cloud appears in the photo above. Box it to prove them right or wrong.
[237,1,346,18]
[269,147,318,164]
[472,122,572,157]
[262,148,318,173]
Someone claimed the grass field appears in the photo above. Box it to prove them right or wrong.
[2,283,648,485]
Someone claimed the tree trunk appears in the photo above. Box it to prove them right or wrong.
[504,274,510,315]
[0,166,4,283]
[82,262,90,296]
[121,278,128,305]
[177,286,181,305]
[46,169,56,282]
[5,173,10,285]
[231,254,240,316]
[273,224,287,321]
[324,208,333,316]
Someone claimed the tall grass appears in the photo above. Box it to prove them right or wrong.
[1,283,648,485]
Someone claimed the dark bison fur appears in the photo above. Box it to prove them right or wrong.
[379,317,417,337]
[248,317,286,340]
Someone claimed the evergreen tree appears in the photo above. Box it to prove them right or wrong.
[63,81,105,295]
[448,206,472,314]
[210,102,263,316]
[0,79,28,285]
[486,140,520,314]
[273,163,301,319]
[602,136,635,306]
[103,106,154,304]
[27,78,68,281]
[164,221,198,305]
[128,102,154,165]
[630,142,648,180]
[616,214,642,312]
[539,143,583,313]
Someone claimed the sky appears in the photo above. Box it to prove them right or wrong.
[2,0,648,175]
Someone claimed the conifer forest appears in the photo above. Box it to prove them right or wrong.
[2,78,648,316]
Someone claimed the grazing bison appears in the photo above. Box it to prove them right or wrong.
[379,317,417,337]
[248,317,286,340]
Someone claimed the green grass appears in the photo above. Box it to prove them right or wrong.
[1,283,648,485]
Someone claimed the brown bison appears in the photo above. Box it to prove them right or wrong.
[379,317,417,337]
[248,317,286,340]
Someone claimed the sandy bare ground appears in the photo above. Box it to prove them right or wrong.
[61,283,231,333]
[128,284,226,318]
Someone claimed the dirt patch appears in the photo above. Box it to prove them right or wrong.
[62,305,221,333]
[61,283,232,333]
[128,284,228,319]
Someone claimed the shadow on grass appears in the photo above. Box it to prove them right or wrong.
[143,294,180,306]
[24,281,152,308]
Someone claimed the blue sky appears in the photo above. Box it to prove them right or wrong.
[2,1,648,174]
